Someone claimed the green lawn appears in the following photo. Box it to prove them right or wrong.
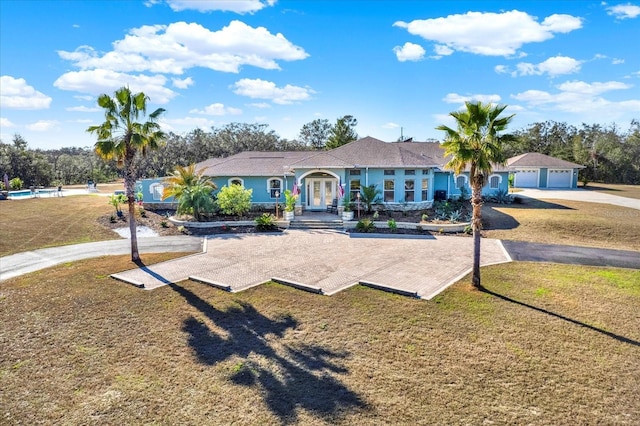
[1,258,638,424]
[1,184,639,424]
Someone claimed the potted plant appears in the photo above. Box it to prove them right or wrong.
[283,189,297,221]
[341,193,354,221]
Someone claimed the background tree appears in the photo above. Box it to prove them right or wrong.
[162,164,217,222]
[437,101,515,289]
[326,115,358,149]
[299,118,331,150]
[87,87,166,262]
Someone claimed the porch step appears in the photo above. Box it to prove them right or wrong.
[288,219,344,230]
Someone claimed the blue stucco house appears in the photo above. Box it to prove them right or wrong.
[139,136,513,211]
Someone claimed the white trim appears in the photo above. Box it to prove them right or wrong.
[149,182,164,201]
[296,169,340,184]
[266,177,283,194]
[228,177,244,187]
[488,174,502,189]
[454,174,468,189]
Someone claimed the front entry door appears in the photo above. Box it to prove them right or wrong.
[306,178,336,210]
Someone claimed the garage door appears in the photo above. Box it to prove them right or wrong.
[548,169,572,188]
[514,169,538,188]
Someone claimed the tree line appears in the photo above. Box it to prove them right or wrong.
[1,118,638,189]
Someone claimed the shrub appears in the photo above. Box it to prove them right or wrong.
[108,193,127,215]
[139,208,147,218]
[255,213,277,231]
[387,218,397,231]
[9,177,23,190]
[421,213,429,222]
[355,218,376,233]
[448,209,462,223]
[372,210,380,220]
[160,220,168,228]
[216,185,253,217]
[284,189,297,212]
[490,188,513,204]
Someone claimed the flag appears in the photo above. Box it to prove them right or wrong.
[292,182,300,197]
[337,178,344,198]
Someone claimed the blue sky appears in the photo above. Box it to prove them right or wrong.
[1,0,639,150]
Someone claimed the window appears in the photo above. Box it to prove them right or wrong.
[405,169,415,175]
[268,178,282,198]
[384,169,395,176]
[384,179,395,202]
[421,179,429,201]
[422,169,430,174]
[455,175,467,189]
[489,175,500,189]
[349,169,361,176]
[150,183,164,201]
[350,179,361,200]
[404,179,415,202]
[229,177,244,187]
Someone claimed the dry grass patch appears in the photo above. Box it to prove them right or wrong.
[483,198,640,251]
[584,183,640,200]
[0,196,118,256]
[1,259,639,425]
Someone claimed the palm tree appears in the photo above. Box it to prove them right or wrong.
[162,164,217,222]
[437,101,515,288]
[87,87,166,262]
[360,184,382,213]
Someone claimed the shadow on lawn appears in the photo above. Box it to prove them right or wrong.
[168,280,367,424]
[479,285,640,347]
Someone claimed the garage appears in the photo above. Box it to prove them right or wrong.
[514,169,538,188]
[548,169,572,188]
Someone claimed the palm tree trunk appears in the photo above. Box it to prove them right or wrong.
[124,148,140,262]
[471,178,483,288]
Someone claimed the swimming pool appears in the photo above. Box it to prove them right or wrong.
[8,189,61,199]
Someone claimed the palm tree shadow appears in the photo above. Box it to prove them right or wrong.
[169,281,368,423]
[478,285,640,347]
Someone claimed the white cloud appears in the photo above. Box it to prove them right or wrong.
[231,78,315,104]
[0,117,16,128]
[497,56,583,77]
[159,116,216,132]
[443,93,502,104]
[172,77,194,89]
[74,95,94,101]
[26,120,59,132]
[612,58,625,64]
[512,80,638,116]
[382,122,400,129]
[434,44,454,56]
[393,10,582,57]
[189,103,242,115]
[0,76,52,110]
[53,69,176,104]
[66,106,101,112]
[57,20,308,75]
[248,102,271,109]
[162,0,276,14]
[393,42,425,62]
[605,3,640,19]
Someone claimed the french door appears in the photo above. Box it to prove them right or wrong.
[306,178,336,210]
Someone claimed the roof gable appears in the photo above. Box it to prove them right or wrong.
[507,153,585,169]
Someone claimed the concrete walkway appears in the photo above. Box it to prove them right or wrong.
[516,188,640,210]
[0,236,203,281]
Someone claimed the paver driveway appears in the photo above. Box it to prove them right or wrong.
[113,230,511,299]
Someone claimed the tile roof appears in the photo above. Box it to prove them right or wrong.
[507,153,585,169]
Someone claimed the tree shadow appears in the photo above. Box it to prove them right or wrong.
[170,281,368,424]
[482,198,574,231]
[479,285,640,347]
